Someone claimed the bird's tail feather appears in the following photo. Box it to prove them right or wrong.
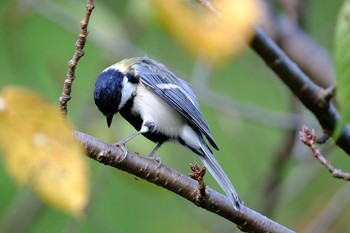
[199,143,242,210]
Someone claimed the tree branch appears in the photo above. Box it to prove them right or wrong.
[59,0,94,116]
[266,11,335,88]
[75,131,295,233]
[250,27,350,155]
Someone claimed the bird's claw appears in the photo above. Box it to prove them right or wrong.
[147,154,162,168]
[114,143,128,162]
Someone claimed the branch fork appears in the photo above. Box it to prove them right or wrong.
[299,126,350,180]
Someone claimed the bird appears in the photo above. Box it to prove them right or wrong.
[93,56,242,210]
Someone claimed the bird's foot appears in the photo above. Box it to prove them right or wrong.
[114,142,128,162]
[231,197,243,212]
[147,153,162,168]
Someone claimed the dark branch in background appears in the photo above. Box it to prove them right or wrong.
[260,0,307,216]
[278,0,306,27]
[59,0,94,116]
[261,96,301,216]
[299,126,350,180]
[76,131,295,233]
[265,10,335,88]
[196,1,343,153]
[250,27,350,156]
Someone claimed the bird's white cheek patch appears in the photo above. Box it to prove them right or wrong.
[119,76,136,110]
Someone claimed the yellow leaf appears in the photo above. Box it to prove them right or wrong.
[152,0,262,63]
[0,87,89,218]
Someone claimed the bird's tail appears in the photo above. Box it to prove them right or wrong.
[199,143,242,211]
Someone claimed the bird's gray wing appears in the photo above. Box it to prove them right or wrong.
[133,60,219,150]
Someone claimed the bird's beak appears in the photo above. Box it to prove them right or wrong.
[106,113,114,128]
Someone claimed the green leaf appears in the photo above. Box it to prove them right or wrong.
[334,0,350,133]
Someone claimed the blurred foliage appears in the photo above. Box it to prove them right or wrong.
[0,87,88,218]
[0,0,348,233]
[334,0,350,135]
[152,0,261,62]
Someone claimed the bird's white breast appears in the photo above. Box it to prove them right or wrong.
[132,85,186,138]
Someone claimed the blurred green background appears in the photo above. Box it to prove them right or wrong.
[0,0,349,232]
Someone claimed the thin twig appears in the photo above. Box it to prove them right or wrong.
[299,126,350,180]
[59,0,95,116]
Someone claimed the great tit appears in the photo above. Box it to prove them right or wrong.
[94,57,242,210]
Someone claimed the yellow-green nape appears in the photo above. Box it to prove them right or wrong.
[109,57,149,73]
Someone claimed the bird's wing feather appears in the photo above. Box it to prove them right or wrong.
[133,61,219,150]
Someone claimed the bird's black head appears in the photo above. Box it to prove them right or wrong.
[94,68,124,127]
